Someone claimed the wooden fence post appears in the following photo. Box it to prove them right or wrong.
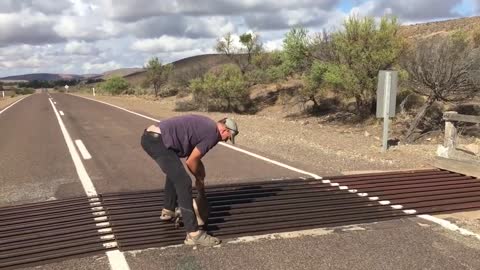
[443,111,458,154]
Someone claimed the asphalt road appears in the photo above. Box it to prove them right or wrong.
[1,92,480,270]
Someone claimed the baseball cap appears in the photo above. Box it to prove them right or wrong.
[224,118,239,144]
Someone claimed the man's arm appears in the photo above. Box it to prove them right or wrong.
[186,147,206,188]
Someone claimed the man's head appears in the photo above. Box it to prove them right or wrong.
[217,118,239,144]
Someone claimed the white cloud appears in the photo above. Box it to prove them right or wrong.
[53,15,121,41]
[0,51,46,69]
[0,10,63,46]
[100,0,341,21]
[82,61,122,74]
[0,0,72,14]
[264,38,283,51]
[64,41,99,55]
[357,0,462,21]
[0,0,478,77]
[131,36,206,53]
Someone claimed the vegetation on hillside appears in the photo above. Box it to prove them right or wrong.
[12,15,480,143]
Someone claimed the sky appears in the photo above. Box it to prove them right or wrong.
[0,0,478,77]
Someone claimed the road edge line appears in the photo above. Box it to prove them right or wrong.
[0,96,28,115]
[48,97,131,270]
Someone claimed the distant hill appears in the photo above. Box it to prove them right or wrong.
[93,68,144,80]
[0,73,94,82]
[399,16,480,39]
[122,54,238,86]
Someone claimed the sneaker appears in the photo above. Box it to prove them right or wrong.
[184,231,221,246]
[160,208,179,221]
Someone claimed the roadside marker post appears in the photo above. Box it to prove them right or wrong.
[93,87,96,96]
[376,70,398,152]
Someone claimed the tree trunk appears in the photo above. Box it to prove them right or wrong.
[355,96,371,117]
[310,95,319,112]
[405,95,435,143]
[399,94,412,114]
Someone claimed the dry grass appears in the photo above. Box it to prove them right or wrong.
[0,95,25,110]
[399,16,480,39]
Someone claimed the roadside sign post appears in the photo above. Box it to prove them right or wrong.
[1,91,4,99]
[93,87,96,96]
[64,85,69,92]
[376,70,398,152]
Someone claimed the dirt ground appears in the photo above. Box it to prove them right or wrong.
[0,95,24,110]
[75,93,440,175]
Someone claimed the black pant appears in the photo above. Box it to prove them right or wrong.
[141,130,198,232]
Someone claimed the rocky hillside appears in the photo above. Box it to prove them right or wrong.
[399,16,480,38]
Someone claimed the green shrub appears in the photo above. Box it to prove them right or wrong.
[158,86,179,97]
[266,65,288,82]
[245,69,269,85]
[189,64,249,112]
[99,76,130,95]
[14,88,35,95]
[174,100,200,111]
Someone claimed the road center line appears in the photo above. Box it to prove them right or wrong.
[48,98,131,270]
[59,110,65,116]
[71,94,480,243]
[75,139,92,160]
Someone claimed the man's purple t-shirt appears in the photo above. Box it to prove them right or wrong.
[159,115,220,158]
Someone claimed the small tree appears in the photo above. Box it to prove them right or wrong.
[282,27,312,74]
[144,57,173,97]
[190,64,247,112]
[302,61,330,110]
[215,32,263,74]
[239,33,263,68]
[99,76,130,95]
[324,15,404,116]
[311,29,336,62]
[401,32,480,142]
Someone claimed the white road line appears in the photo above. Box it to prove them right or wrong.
[49,99,97,195]
[59,111,65,116]
[70,94,480,243]
[75,139,92,160]
[48,98,131,270]
[72,95,322,179]
[219,142,321,179]
[0,96,28,115]
[418,215,480,241]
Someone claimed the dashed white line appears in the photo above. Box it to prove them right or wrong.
[75,139,92,160]
[59,111,65,116]
[49,99,96,195]
[48,98,131,270]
